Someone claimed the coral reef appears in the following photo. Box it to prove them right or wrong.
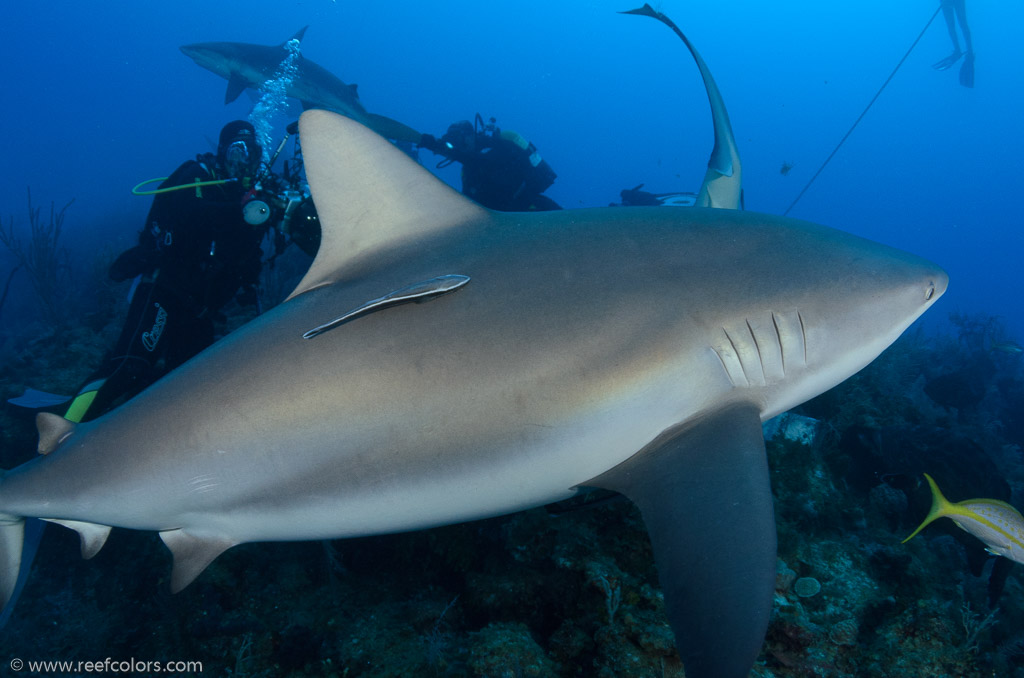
[0,188,75,327]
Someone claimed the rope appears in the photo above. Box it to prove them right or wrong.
[783,5,943,216]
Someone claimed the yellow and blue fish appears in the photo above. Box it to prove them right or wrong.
[902,473,1024,565]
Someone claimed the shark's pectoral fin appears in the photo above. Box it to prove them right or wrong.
[159,529,237,593]
[303,275,470,339]
[225,72,249,104]
[44,519,111,559]
[583,403,775,678]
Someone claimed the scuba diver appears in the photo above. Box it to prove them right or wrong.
[419,114,561,212]
[611,184,697,208]
[932,0,975,88]
[61,121,290,423]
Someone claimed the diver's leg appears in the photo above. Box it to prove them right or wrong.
[953,0,973,54]
[66,279,168,421]
[953,0,975,87]
[932,0,964,70]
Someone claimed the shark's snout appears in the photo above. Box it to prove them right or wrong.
[928,267,950,302]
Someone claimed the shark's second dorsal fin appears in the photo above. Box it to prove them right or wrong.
[286,110,487,301]
[36,413,75,455]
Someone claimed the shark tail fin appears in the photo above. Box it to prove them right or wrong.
[0,475,46,627]
[0,512,25,615]
[902,473,954,543]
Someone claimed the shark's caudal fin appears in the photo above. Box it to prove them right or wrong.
[0,500,26,618]
[0,414,117,622]
[622,4,742,209]
[0,517,48,630]
[584,404,776,678]
[286,110,487,300]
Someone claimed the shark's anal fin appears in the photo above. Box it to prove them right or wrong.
[303,275,470,339]
[583,403,776,678]
[225,72,249,104]
[159,529,237,593]
[44,519,111,559]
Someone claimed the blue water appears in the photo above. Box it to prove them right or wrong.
[2,0,1020,335]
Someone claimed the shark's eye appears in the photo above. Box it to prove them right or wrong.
[924,283,935,301]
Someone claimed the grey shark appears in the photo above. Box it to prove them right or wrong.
[180,26,421,144]
[0,111,946,678]
[624,4,742,209]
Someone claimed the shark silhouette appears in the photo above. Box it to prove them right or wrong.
[180,26,421,143]
[0,108,945,677]
[622,4,743,209]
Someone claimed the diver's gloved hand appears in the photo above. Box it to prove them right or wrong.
[236,285,259,307]
[109,245,158,282]
[418,134,440,153]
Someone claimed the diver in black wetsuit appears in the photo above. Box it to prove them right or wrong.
[65,121,272,422]
[419,115,561,212]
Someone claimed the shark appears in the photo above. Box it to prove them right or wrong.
[180,26,421,144]
[0,109,945,677]
[623,4,743,209]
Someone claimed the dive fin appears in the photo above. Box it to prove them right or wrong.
[286,110,486,301]
[932,51,963,71]
[959,53,975,88]
[45,519,112,559]
[583,403,776,678]
[225,72,249,104]
[36,413,76,455]
[159,529,237,593]
[7,387,72,410]
[303,275,470,339]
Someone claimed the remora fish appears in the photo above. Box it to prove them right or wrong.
[180,26,420,143]
[0,111,946,678]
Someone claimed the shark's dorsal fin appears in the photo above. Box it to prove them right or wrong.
[288,26,308,45]
[285,110,487,301]
[348,83,359,98]
[224,72,248,104]
[36,413,75,455]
